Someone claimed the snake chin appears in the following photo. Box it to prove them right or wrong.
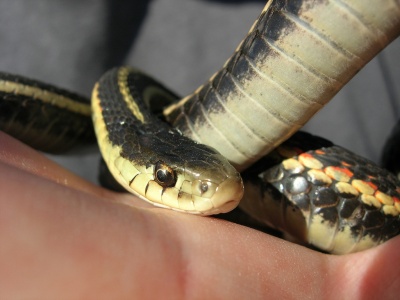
[208,175,244,215]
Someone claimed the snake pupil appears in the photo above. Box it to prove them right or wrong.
[154,161,176,187]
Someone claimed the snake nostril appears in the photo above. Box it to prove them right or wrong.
[192,180,216,198]
[200,182,209,193]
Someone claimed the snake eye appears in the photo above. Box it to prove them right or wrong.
[154,161,176,187]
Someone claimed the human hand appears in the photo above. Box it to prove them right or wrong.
[0,131,399,299]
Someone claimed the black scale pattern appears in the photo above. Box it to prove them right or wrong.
[0,72,90,104]
[259,132,400,246]
[0,73,95,152]
[96,68,232,179]
[166,0,305,128]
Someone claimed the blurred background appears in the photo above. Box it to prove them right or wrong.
[0,0,399,183]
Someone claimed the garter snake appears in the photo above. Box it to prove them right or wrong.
[1,0,400,254]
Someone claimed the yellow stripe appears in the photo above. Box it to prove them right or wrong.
[0,79,91,116]
[117,67,145,123]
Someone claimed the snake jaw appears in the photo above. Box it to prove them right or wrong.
[208,174,244,214]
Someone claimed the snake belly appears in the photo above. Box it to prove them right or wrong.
[91,67,243,215]
[165,0,400,171]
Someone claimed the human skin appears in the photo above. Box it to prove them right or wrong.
[0,131,399,299]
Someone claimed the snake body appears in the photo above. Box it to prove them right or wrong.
[0,0,399,254]
[165,0,400,171]
[240,132,400,254]
[0,72,94,152]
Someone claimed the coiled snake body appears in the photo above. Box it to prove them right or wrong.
[0,0,399,254]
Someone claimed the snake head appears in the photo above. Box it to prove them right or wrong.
[141,139,244,215]
[171,150,244,215]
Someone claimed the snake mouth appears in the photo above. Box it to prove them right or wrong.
[208,174,244,215]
